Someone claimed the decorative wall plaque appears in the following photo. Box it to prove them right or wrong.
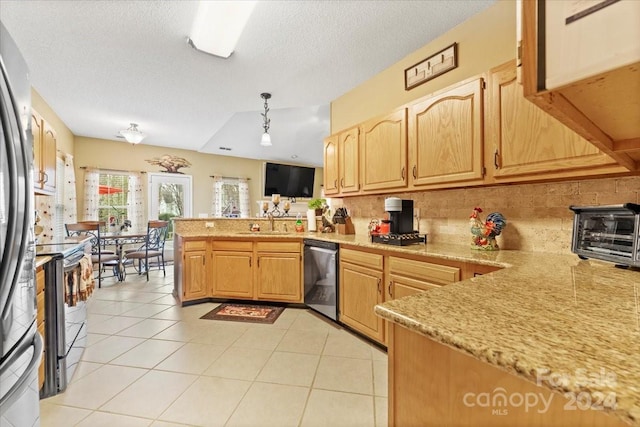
[404,43,458,91]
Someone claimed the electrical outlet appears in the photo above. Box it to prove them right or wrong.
[205,222,215,228]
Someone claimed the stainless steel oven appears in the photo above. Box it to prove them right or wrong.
[303,239,339,321]
[37,241,89,398]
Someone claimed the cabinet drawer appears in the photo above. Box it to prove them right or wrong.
[341,248,383,270]
[212,240,253,251]
[256,241,300,253]
[184,240,207,251]
[37,291,45,325]
[389,256,460,285]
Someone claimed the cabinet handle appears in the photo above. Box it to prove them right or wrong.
[249,257,252,267]
[388,281,393,297]
[412,165,417,179]
[401,167,405,180]
[340,178,344,188]
[257,257,260,268]
[42,172,48,183]
[494,149,499,170]
[334,179,338,189]
[202,256,205,266]
[377,278,382,294]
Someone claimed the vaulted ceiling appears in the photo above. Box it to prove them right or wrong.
[0,0,494,166]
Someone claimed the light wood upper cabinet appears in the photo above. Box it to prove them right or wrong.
[360,108,408,191]
[323,126,360,196]
[338,127,360,194]
[323,135,339,196]
[31,109,57,195]
[520,0,640,171]
[489,61,623,181]
[408,77,485,188]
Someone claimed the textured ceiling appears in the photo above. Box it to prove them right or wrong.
[0,0,494,167]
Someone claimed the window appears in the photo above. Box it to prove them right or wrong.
[98,173,129,224]
[212,176,250,218]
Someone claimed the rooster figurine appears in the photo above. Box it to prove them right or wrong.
[469,207,506,250]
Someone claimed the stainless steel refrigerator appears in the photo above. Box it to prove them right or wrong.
[0,21,41,427]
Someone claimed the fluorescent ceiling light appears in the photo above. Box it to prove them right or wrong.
[188,0,256,58]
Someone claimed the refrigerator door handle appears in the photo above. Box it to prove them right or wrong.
[0,330,42,410]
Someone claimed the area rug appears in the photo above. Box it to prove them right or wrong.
[200,303,284,324]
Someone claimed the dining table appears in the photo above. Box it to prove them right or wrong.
[100,230,148,281]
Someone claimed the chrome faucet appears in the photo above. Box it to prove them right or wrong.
[267,213,274,231]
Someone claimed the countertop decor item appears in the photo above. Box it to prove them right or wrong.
[469,207,506,250]
[308,198,326,216]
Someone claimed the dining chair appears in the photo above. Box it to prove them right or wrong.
[124,220,169,281]
[65,222,119,288]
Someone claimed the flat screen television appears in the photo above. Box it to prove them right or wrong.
[264,162,315,198]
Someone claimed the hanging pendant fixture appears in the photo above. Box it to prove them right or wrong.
[260,93,272,147]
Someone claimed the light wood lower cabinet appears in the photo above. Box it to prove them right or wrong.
[183,249,208,300]
[339,248,385,343]
[178,238,302,304]
[388,323,626,427]
[256,241,302,302]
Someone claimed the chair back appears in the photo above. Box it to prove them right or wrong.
[65,222,101,254]
[146,220,169,252]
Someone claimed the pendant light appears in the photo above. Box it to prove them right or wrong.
[119,123,146,144]
[260,93,272,146]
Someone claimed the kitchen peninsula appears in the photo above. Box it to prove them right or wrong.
[174,217,639,427]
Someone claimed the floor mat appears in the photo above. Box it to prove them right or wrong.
[200,303,284,324]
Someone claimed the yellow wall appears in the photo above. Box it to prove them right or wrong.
[31,89,74,155]
[331,0,516,132]
[74,137,323,218]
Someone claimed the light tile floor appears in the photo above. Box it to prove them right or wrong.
[41,266,388,427]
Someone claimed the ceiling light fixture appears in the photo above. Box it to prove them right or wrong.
[260,93,272,147]
[187,0,257,59]
[119,123,146,144]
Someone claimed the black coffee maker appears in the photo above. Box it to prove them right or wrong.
[384,197,414,234]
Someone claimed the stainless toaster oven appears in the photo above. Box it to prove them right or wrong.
[570,203,640,268]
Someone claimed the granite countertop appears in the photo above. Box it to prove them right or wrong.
[375,250,640,426]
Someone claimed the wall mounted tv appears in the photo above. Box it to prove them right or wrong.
[264,162,315,198]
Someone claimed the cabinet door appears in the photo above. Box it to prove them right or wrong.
[256,252,301,302]
[339,126,360,194]
[31,112,43,189]
[409,78,484,188]
[360,108,408,191]
[323,135,339,196]
[41,123,57,193]
[339,261,384,343]
[212,251,253,298]
[489,61,620,180]
[183,250,207,300]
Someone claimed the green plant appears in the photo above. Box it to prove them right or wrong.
[307,198,327,210]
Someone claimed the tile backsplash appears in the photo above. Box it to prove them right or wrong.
[337,176,640,255]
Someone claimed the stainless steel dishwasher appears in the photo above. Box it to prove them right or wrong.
[303,239,339,321]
